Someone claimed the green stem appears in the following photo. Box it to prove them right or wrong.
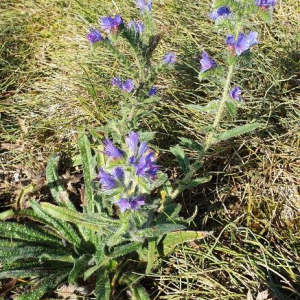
[171,64,234,199]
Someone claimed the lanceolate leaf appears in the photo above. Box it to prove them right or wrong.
[182,175,212,190]
[0,269,47,280]
[146,238,155,274]
[0,221,62,246]
[216,123,263,141]
[30,200,82,248]
[109,242,142,259]
[95,268,111,300]
[68,254,92,285]
[134,224,186,238]
[46,154,75,210]
[131,285,151,300]
[40,203,100,231]
[15,272,68,300]
[160,230,212,256]
[170,145,190,173]
[78,133,97,213]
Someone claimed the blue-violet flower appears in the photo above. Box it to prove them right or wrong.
[101,15,123,34]
[148,86,157,96]
[98,167,124,190]
[104,139,123,159]
[200,51,217,72]
[128,20,145,34]
[136,0,152,12]
[163,52,177,64]
[255,0,277,9]
[210,6,231,21]
[112,76,135,93]
[229,87,242,101]
[226,31,258,56]
[115,196,145,212]
[87,29,103,44]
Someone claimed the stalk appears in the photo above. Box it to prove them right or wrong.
[171,64,234,199]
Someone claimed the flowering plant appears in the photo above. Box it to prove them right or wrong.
[0,0,277,299]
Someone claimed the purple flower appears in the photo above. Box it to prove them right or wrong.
[225,34,235,51]
[122,79,135,93]
[126,132,140,153]
[136,0,152,12]
[130,196,145,210]
[112,77,134,93]
[101,15,123,33]
[112,76,123,88]
[128,20,145,35]
[115,196,145,212]
[163,52,176,65]
[104,139,123,159]
[256,0,277,9]
[136,151,158,179]
[200,51,217,72]
[234,31,258,56]
[98,167,124,190]
[115,198,131,213]
[210,6,231,21]
[229,87,242,101]
[148,86,157,96]
[87,29,103,44]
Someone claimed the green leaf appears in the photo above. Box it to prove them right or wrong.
[14,272,68,300]
[151,172,168,190]
[131,284,151,300]
[95,268,111,300]
[0,269,46,280]
[146,238,155,274]
[216,123,263,141]
[134,224,186,238]
[30,200,82,248]
[0,245,70,264]
[0,209,14,220]
[40,203,106,231]
[160,230,212,256]
[139,131,156,142]
[179,137,203,152]
[109,242,142,259]
[0,221,61,246]
[183,175,212,190]
[225,101,237,118]
[185,100,219,114]
[46,154,75,210]
[68,254,92,284]
[78,133,97,213]
[170,145,190,173]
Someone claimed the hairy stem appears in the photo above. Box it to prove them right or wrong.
[171,64,234,199]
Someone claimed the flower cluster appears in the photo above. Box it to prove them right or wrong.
[98,132,158,213]
[210,6,231,21]
[256,0,277,9]
[112,76,135,93]
[226,31,258,56]
[101,15,123,33]
[128,20,145,35]
[136,0,152,12]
